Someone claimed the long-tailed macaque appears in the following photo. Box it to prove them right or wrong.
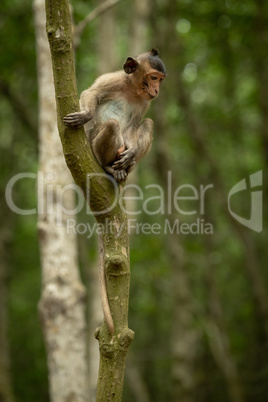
[63,48,166,182]
[64,49,166,334]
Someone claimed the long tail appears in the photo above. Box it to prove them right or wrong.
[99,236,114,334]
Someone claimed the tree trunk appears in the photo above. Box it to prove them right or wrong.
[130,0,151,55]
[34,0,88,400]
[96,0,118,74]
[44,0,134,400]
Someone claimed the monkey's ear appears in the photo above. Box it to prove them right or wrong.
[150,48,160,57]
[124,57,139,74]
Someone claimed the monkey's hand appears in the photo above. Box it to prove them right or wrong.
[112,149,136,170]
[63,111,93,127]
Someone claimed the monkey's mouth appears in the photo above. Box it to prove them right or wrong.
[148,93,156,99]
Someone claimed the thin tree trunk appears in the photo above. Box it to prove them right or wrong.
[34,1,88,400]
[130,0,151,55]
[96,0,118,74]
[44,0,134,400]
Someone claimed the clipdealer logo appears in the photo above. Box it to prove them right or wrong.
[4,170,263,234]
[228,171,263,233]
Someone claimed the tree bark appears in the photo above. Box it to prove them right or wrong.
[34,1,88,401]
[44,0,134,400]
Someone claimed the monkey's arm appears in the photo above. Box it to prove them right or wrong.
[63,87,99,127]
[63,73,123,127]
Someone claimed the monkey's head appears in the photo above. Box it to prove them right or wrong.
[124,48,167,100]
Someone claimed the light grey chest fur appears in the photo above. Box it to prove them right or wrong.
[97,99,136,131]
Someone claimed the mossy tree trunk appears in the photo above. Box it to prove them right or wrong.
[44,0,134,400]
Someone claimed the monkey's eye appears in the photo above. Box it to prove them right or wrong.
[151,76,158,80]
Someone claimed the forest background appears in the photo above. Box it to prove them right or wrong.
[0,0,267,401]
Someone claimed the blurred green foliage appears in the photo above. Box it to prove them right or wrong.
[0,0,267,401]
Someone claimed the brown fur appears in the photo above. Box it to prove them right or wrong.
[64,48,166,183]
[63,49,166,333]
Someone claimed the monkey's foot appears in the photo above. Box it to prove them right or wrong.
[113,169,128,182]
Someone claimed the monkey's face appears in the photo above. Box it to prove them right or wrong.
[124,53,166,101]
[142,71,166,100]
